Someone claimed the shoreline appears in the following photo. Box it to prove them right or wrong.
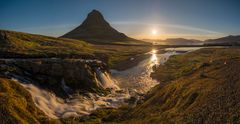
[111,53,151,71]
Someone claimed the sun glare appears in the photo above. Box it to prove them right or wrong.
[150,49,158,65]
[151,29,157,35]
[151,49,157,54]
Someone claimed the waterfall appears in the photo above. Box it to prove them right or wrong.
[5,48,201,119]
[16,81,94,119]
[95,68,120,90]
[11,78,129,119]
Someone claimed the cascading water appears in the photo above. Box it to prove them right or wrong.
[95,68,120,90]
[10,47,201,119]
[10,66,127,119]
[14,77,129,119]
[15,80,93,119]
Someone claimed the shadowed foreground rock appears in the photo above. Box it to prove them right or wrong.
[0,58,109,97]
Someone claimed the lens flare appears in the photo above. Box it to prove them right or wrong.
[151,29,157,35]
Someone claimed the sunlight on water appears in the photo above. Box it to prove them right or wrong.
[150,49,158,65]
[151,49,157,54]
[12,47,201,119]
[111,48,177,93]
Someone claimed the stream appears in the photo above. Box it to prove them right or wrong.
[12,47,202,119]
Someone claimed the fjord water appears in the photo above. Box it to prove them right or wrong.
[15,47,201,119]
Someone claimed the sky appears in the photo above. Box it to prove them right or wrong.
[1,0,240,40]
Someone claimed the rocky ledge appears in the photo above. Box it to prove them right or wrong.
[0,58,110,97]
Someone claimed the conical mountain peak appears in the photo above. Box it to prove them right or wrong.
[88,10,104,18]
[61,10,134,43]
[80,10,110,29]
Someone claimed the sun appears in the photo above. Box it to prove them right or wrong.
[151,29,157,35]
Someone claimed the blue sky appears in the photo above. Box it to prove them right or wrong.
[1,0,240,40]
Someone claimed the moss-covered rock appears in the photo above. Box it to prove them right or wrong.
[0,58,109,97]
[0,77,60,124]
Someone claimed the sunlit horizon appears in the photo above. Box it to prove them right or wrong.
[1,0,239,41]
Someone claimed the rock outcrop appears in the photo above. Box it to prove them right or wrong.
[0,58,110,97]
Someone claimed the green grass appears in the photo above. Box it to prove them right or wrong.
[0,78,60,124]
[0,29,94,56]
[118,48,240,123]
[83,48,240,124]
[92,44,151,68]
[61,106,130,124]
[0,29,150,69]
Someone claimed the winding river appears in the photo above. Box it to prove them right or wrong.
[13,47,202,119]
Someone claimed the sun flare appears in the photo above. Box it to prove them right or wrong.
[151,49,157,54]
[151,29,157,35]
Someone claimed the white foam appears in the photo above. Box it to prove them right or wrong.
[96,69,120,90]
[14,79,129,119]
[12,47,200,119]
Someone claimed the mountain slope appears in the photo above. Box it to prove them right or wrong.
[61,10,143,44]
[145,38,203,45]
[204,35,240,46]
[0,29,95,58]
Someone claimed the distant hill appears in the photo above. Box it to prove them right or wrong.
[144,38,203,45]
[0,29,151,68]
[204,35,240,46]
[61,10,145,44]
[0,29,95,58]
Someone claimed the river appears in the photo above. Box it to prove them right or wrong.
[13,47,202,119]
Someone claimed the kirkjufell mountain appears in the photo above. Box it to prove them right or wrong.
[62,10,138,43]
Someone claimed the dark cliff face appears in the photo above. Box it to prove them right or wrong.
[61,10,131,42]
[0,59,109,97]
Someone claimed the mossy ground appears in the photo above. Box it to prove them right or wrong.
[0,29,150,69]
[119,48,240,123]
[4,30,240,123]
[0,77,60,124]
[78,48,240,124]
[0,30,151,124]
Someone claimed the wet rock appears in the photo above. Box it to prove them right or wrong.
[0,58,109,97]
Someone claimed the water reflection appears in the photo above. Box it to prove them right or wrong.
[150,49,158,65]
[16,47,203,118]
[111,49,176,94]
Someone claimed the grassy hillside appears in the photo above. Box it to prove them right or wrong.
[115,48,240,123]
[0,78,60,124]
[0,29,150,69]
[80,48,240,124]
[0,29,94,57]
[92,44,150,69]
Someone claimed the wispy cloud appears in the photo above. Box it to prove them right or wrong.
[9,21,225,40]
[112,21,224,35]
